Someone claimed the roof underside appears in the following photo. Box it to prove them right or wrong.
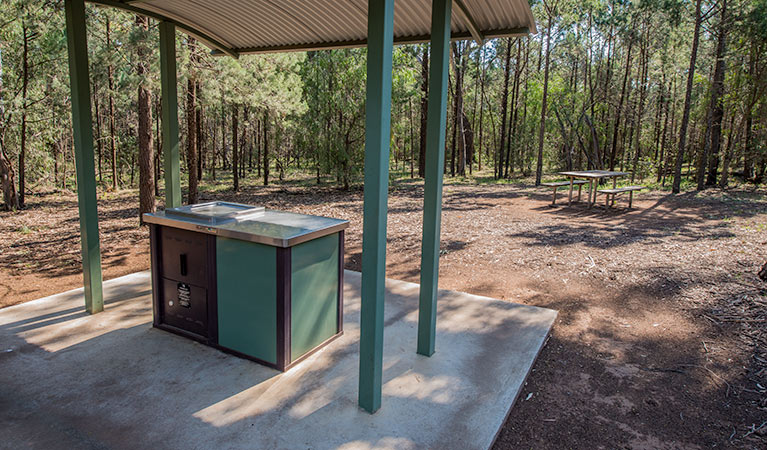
[91,0,536,57]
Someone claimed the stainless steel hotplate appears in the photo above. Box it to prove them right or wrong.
[164,201,264,225]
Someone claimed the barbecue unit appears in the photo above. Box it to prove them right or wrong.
[143,202,348,371]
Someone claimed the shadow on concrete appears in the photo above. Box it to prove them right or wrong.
[0,271,554,449]
[0,287,150,335]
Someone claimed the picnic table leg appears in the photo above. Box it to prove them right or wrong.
[577,183,582,202]
[611,177,617,207]
[588,180,594,208]
[551,186,558,206]
[595,178,602,208]
[567,178,574,206]
[629,191,634,208]
[605,193,609,208]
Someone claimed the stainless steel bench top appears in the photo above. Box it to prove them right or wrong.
[143,201,349,248]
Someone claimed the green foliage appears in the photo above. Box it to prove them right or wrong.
[0,0,764,204]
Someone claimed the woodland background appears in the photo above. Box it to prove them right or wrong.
[0,0,765,213]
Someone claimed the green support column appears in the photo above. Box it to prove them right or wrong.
[64,0,103,314]
[159,21,181,208]
[358,0,394,414]
[417,0,452,356]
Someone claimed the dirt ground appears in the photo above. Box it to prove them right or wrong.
[2,179,766,449]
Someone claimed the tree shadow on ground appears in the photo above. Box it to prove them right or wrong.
[510,192,766,250]
[2,239,138,279]
[490,263,767,449]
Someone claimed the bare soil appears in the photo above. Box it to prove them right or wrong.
[2,179,766,449]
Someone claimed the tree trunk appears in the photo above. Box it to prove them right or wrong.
[452,42,468,177]
[535,10,554,186]
[19,21,29,207]
[498,39,512,179]
[197,90,203,180]
[601,23,615,163]
[521,40,531,175]
[471,43,482,172]
[584,114,602,170]
[552,108,572,171]
[409,98,415,178]
[136,15,155,221]
[611,39,634,171]
[619,45,637,172]
[418,44,429,178]
[221,104,227,170]
[664,78,679,185]
[718,113,737,189]
[658,79,671,183]
[263,109,270,186]
[508,39,523,175]
[232,104,239,191]
[242,106,249,179]
[94,82,103,183]
[705,0,728,187]
[186,39,199,204]
[0,143,17,210]
[652,72,665,165]
[248,114,254,172]
[449,71,458,177]
[0,46,18,210]
[672,0,703,194]
[107,17,118,190]
[478,44,488,171]
[696,96,714,189]
[155,97,161,196]
[631,33,649,183]
[585,11,595,121]
[743,44,757,181]
[256,119,261,177]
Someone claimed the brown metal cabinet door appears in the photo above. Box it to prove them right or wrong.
[161,278,209,338]
[159,227,208,286]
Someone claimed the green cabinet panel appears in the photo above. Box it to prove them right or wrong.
[216,237,277,364]
[291,233,339,361]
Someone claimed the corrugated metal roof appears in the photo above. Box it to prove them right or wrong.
[91,0,536,57]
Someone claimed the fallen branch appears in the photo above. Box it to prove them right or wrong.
[641,364,735,396]
[678,364,734,396]
[701,314,722,325]
[640,366,687,375]
[716,318,767,324]
[743,421,767,439]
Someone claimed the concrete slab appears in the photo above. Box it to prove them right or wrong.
[0,271,556,450]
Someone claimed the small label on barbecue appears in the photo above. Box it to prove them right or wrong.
[178,283,191,308]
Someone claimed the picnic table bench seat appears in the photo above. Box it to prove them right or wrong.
[542,180,588,205]
[541,180,589,187]
[597,185,644,208]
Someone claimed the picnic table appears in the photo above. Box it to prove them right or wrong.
[558,170,629,207]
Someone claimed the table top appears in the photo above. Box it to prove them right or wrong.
[143,205,349,248]
[559,170,629,179]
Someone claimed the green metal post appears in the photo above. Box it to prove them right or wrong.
[64,0,103,314]
[417,0,452,356]
[358,0,394,414]
[159,21,181,208]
